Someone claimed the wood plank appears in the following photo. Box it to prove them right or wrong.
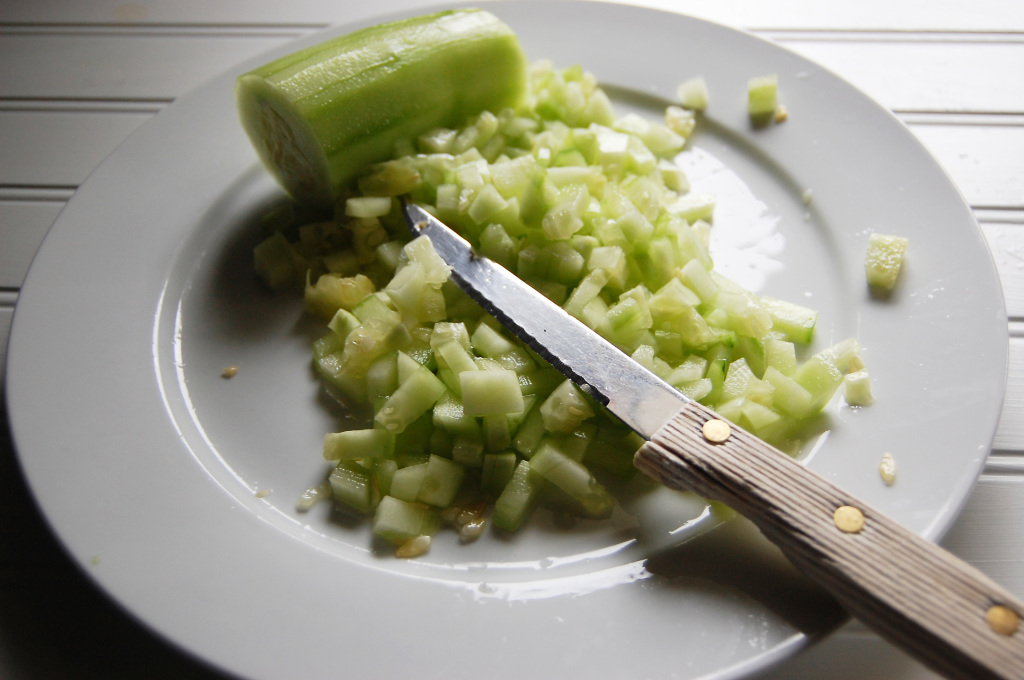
[774,36,1024,114]
[0,201,64,288]
[908,120,1024,210]
[0,110,151,186]
[941,475,1024,593]
[981,219,1024,320]
[0,32,298,101]
[994,338,1024,453]
[2,29,1023,116]
[0,304,11,392]
[1,0,1022,32]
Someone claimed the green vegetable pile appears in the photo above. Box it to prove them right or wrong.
[242,11,866,557]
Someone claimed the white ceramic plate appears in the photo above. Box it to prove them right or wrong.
[6,2,1007,679]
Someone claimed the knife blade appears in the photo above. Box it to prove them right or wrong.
[401,201,685,439]
[402,199,1024,680]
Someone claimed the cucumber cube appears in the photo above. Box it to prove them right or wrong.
[539,380,595,433]
[482,452,518,497]
[372,496,440,544]
[844,369,875,406]
[417,455,466,507]
[748,74,778,119]
[345,196,393,218]
[389,462,429,502]
[763,366,815,418]
[329,461,377,515]
[493,460,544,532]
[530,447,613,519]
[676,76,709,112]
[375,366,446,433]
[794,354,845,412]
[865,233,908,292]
[327,307,361,339]
[322,428,395,461]
[305,273,376,319]
[471,322,517,358]
[461,368,525,416]
[451,434,485,468]
[760,296,817,345]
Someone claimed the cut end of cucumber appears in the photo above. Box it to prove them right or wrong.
[236,9,529,208]
[236,75,333,207]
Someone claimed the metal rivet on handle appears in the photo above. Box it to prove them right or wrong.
[986,605,1020,636]
[833,505,865,533]
[702,419,731,443]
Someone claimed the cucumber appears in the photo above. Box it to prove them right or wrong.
[373,496,441,543]
[236,9,529,207]
[530,446,613,519]
[677,76,709,112]
[329,461,377,515]
[417,455,466,507]
[492,460,544,532]
[322,427,395,461]
[460,367,524,416]
[748,74,778,119]
[865,233,908,292]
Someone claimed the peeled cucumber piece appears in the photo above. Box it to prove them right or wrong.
[236,9,529,207]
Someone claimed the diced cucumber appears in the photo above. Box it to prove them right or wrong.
[432,390,481,438]
[322,427,395,461]
[845,369,875,406]
[346,196,393,218]
[764,337,798,376]
[374,459,398,497]
[760,296,817,345]
[460,367,525,416]
[236,9,528,206]
[389,462,429,502]
[375,365,446,433]
[748,74,778,119]
[417,455,466,507]
[253,48,873,555]
[471,321,517,358]
[451,434,485,468]
[328,307,361,339]
[763,366,815,418]
[512,401,547,458]
[865,233,908,292]
[530,447,613,519]
[584,426,642,480]
[329,461,377,515]
[481,451,519,497]
[794,354,845,412]
[677,76,709,112]
[372,496,441,543]
[492,460,544,532]
[304,273,375,319]
[539,379,595,433]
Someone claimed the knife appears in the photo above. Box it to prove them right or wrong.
[402,199,1024,680]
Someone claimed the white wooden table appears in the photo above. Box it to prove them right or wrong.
[1,1,1022,678]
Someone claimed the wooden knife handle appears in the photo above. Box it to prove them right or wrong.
[634,400,1024,680]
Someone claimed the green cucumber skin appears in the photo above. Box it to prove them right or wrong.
[236,9,528,207]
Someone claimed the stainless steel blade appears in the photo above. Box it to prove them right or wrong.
[403,201,687,439]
